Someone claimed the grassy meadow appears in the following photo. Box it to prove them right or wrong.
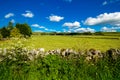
[0,35,120,51]
[0,33,120,80]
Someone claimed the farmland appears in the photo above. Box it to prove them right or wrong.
[0,34,120,80]
[0,34,120,51]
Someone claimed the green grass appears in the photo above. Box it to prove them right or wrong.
[0,54,120,80]
[0,35,120,51]
[0,35,120,80]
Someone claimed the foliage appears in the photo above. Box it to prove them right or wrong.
[16,23,32,38]
[0,33,2,40]
[0,21,13,39]
[0,22,32,40]
[0,21,14,38]
[0,45,120,80]
[10,27,21,38]
[0,27,10,38]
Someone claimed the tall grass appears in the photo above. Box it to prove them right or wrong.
[0,52,120,80]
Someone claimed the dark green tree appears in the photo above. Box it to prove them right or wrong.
[0,33,2,40]
[0,29,2,40]
[0,27,10,38]
[15,23,32,38]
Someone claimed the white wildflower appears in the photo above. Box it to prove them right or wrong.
[3,48,7,56]
[8,55,12,59]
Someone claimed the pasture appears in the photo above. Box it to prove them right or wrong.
[0,34,120,80]
[0,35,120,51]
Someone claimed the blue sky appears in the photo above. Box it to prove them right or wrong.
[0,0,120,32]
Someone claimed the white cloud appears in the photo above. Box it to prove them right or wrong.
[111,30,117,32]
[5,13,14,18]
[101,26,118,32]
[111,27,120,29]
[34,30,43,32]
[114,23,120,26]
[48,14,64,22]
[31,24,58,32]
[101,26,108,31]
[22,10,34,18]
[31,24,39,27]
[102,1,107,5]
[31,24,45,29]
[31,24,49,31]
[10,19,15,23]
[84,12,120,26]
[63,21,80,28]
[74,28,95,33]
[102,0,120,5]
[45,28,48,31]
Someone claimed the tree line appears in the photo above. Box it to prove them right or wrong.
[0,22,32,40]
[33,32,104,35]
[33,31,120,36]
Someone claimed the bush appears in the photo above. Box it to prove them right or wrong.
[10,27,21,38]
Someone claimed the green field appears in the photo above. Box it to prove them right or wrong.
[0,35,120,80]
[0,35,120,51]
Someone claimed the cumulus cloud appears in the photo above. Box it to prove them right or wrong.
[74,27,95,33]
[102,1,107,5]
[63,21,80,28]
[31,24,46,29]
[101,26,109,31]
[48,14,64,22]
[31,24,39,27]
[32,24,57,32]
[101,26,119,32]
[84,12,120,27]
[5,13,14,18]
[31,24,50,31]
[10,19,15,23]
[22,10,34,18]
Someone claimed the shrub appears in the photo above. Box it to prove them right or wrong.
[10,27,21,38]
